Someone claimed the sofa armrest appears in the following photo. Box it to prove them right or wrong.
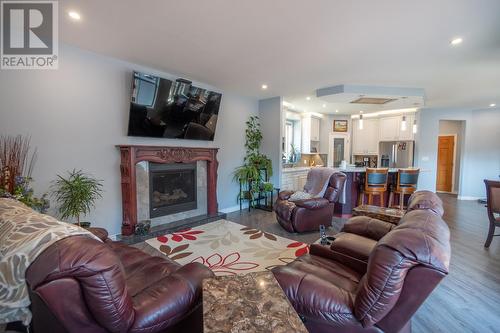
[309,244,368,275]
[87,227,109,241]
[294,197,329,210]
[131,262,214,332]
[278,190,295,200]
[341,216,395,241]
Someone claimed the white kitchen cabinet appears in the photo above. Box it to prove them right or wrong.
[281,169,310,191]
[379,116,400,141]
[379,115,414,141]
[310,117,320,141]
[398,114,414,140]
[301,115,321,153]
[352,118,379,155]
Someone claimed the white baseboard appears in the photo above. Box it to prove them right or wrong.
[220,203,248,214]
[457,196,482,200]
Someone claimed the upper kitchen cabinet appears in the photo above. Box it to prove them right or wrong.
[352,118,379,155]
[398,114,414,140]
[379,115,414,141]
[310,117,320,141]
[301,115,321,153]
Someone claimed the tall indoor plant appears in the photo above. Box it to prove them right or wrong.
[51,169,103,227]
[233,116,273,203]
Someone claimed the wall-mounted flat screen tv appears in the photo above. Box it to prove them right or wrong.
[127,72,222,141]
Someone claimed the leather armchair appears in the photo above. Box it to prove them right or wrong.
[26,228,214,333]
[274,171,347,233]
[272,191,451,333]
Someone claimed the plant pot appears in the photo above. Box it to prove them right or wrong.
[79,221,91,229]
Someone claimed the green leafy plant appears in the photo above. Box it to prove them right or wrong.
[233,116,273,204]
[51,170,103,226]
[261,182,274,192]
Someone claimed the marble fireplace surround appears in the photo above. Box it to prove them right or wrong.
[117,145,219,236]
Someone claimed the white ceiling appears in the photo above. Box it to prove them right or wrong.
[59,0,500,110]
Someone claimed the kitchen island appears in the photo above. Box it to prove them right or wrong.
[281,166,423,216]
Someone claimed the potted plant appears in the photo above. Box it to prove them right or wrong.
[51,169,103,228]
[233,116,273,206]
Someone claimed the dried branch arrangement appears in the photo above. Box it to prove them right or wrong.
[0,135,37,194]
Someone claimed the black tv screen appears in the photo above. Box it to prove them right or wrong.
[127,72,222,140]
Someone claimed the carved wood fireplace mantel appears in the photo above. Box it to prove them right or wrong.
[117,145,219,236]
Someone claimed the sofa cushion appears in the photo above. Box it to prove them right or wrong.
[273,254,360,325]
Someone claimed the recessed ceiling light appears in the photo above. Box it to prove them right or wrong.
[68,11,81,20]
[306,96,311,100]
[359,111,364,114]
[450,37,463,45]
[490,103,496,107]
[261,84,268,90]
[335,110,339,113]
[322,104,326,108]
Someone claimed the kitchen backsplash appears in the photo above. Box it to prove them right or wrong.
[285,153,327,167]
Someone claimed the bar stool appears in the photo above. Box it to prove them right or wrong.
[359,168,389,206]
[389,168,420,210]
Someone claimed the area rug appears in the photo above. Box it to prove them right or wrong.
[145,219,310,276]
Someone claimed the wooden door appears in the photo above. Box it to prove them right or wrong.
[436,136,454,192]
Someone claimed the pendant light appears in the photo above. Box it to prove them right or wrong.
[358,113,364,130]
[401,115,407,131]
[412,118,418,134]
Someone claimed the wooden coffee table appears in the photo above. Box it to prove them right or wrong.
[202,271,308,333]
[352,204,405,225]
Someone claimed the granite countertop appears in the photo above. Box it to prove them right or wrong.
[202,271,308,333]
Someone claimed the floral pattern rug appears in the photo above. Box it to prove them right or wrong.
[145,219,309,276]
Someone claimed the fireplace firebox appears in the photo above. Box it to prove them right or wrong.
[149,163,197,218]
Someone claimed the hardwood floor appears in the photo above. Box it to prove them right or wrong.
[135,194,500,333]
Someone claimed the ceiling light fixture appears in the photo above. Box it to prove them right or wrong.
[489,103,496,107]
[322,104,326,108]
[335,110,339,113]
[261,84,268,90]
[450,37,463,45]
[68,11,81,20]
[306,96,311,101]
[401,115,407,131]
[359,113,364,130]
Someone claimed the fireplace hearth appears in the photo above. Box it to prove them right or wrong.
[149,163,197,218]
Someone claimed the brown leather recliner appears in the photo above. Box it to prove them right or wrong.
[25,228,214,333]
[272,191,451,333]
[274,171,347,233]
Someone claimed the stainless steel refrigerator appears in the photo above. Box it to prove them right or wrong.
[379,141,415,168]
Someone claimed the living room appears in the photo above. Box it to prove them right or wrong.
[1,1,499,333]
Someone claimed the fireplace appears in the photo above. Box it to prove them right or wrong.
[149,163,197,218]
[117,145,220,236]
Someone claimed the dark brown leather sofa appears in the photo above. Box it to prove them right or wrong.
[274,172,347,233]
[25,228,214,333]
[272,191,450,333]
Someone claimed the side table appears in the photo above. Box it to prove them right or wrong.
[202,271,308,333]
[352,204,405,225]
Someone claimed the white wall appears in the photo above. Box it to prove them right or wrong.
[416,107,500,199]
[0,45,258,236]
[259,97,283,187]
